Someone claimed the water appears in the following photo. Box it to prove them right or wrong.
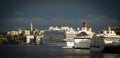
[0,45,120,58]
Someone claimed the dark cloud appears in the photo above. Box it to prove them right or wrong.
[0,0,120,32]
[0,15,119,32]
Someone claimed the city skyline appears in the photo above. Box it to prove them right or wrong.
[0,0,120,32]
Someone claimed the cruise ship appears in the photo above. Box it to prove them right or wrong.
[100,27,120,38]
[74,22,94,49]
[90,35,105,52]
[96,27,120,46]
[61,26,77,48]
[44,26,78,47]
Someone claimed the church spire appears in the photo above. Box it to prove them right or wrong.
[30,22,33,32]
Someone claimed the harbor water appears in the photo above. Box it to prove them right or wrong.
[0,44,120,58]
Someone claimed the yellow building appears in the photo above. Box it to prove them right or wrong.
[24,30,30,36]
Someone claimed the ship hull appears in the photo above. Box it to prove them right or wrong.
[90,46,104,52]
[74,38,90,49]
[103,38,120,46]
[90,36,105,52]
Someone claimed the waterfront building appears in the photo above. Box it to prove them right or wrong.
[25,22,44,44]
[26,35,34,44]
[25,22,41,44]
[7,29,23,36]
[6,22,44,45]
[24,30,31,36]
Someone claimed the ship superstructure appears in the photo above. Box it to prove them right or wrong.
[74,22,94,48]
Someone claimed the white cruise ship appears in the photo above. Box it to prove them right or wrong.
[74,32,91,48]
[44,26,77,47]
[96,27,120,46]
[74,22,94,49]
[61,26,77,48]
[102,27,120,38]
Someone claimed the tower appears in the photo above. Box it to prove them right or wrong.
[30,22,33,35]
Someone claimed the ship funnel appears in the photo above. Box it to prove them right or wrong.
[82,22,87,31]
[82,22,86,27]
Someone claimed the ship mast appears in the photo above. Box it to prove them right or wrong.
[108,26,111,34]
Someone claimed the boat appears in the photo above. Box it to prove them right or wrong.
[74,32,91,49]
[102,27,120,38]
[63,28,77,48]
[74,22,94,49]
[90,35,105,52]
[62,39,74,48]
[96,27,120,46]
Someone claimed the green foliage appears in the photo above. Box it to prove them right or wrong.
[0,34,8,45]
[9,36,25,45]
[0,38,8,45]
[0,33,26,45]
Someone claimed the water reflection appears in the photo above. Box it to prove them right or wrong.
[104,54,120,58]
[74,49,90,58]
[0,45,120,58]
[90,51,103,58]
[74,49,120,58]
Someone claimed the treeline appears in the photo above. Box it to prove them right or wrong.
[0,34,8,44]
[0,34,26,45]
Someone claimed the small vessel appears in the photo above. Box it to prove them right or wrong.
[74,22,94,49]
[90,35,105,52]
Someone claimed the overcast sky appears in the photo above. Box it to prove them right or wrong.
[0,0,120,32]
